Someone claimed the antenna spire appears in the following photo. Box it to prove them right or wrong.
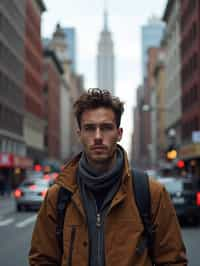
[103,0,108,31]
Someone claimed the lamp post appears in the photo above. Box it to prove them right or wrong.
[141,104,176,170]
[142,104,171,113]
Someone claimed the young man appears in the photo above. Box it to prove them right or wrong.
[29,89,187,265]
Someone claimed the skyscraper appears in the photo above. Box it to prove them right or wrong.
[97,8,115,94]
[141,16,165,80]
[63,27,77,72]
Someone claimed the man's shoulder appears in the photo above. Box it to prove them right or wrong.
[148,178,165,204]
[45,183,61,206]
[149,178,164,194]
[148,178,170,217]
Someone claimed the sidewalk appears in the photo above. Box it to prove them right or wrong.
[0,195,15,216]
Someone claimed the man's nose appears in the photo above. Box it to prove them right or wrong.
[94,127,102,139]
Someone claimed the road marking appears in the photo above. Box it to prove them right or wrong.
[15,215,37,228]
[0,218,14,226]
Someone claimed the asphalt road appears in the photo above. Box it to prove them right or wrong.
[0,197,199,266]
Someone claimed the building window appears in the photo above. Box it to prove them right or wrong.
[2,139,7,152]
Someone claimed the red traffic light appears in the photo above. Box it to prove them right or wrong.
[176,160,185,168]
[34,164,42,171]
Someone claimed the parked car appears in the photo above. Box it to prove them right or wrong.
[13,178,54,211]
[157,177,200,224]
[25,170,44,180]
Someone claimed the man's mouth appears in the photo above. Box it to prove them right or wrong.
[91,146,107,150]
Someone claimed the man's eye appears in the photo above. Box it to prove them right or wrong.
[84,125,96,131]
[101,125,113,131]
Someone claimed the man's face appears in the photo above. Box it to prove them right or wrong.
[77,107,123,164]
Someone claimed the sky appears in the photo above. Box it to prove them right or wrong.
[42,0,167,155]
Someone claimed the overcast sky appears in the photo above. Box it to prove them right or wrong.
[42,0,167,155]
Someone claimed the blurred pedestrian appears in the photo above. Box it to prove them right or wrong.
[29,88,187,265]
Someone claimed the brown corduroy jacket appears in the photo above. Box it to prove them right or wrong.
[29,152,187,266]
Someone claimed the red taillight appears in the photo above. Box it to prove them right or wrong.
[52,173,58,180]
[14,189,22,198]
[44,174,50,180]
[41,189,47,198]
[196,192,200,206]
[29,185,37,190]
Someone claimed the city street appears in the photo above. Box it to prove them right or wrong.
[0,196,199,266]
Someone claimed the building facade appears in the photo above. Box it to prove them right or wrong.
[141,16,165,80]
[46,23,84,159]
[143,47,161,169]
[0,0,26,156]
[63,27,77,73]
[179,0,200,178]
[131,85,148,169]
[24,0,46,162]
[97,9,115,94]
[0,1,35,189]
[153,51,167,167]
[162,0,182,148]
[131,86,143,167]
[43,50,63,159]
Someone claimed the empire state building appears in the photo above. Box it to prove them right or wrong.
[97,9,115,94]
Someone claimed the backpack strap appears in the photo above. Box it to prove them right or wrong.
[56,187,72,254]
[131,168,155,261]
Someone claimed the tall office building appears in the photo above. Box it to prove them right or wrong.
[141,16,165,80]
[97,9,115,94]
[0,1,26,156]
[24,0,46,161]
[63,27,77,72]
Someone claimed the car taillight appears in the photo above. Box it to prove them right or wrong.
[52,173,58,180]
[14,189,22,198]
[40,189,47,198]
[29,185,37,190]
[196,192,200,206]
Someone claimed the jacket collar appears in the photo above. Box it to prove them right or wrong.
[56,144,132,194]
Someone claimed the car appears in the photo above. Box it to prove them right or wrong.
[13,178,54,211]
[25,170,44,180]
[157,177,200,225]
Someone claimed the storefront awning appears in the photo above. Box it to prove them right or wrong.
[178,143,200,160]
[0,153,33,168]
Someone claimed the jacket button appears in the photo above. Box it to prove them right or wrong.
[83,241,88,247]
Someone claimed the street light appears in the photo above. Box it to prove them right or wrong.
[142,104,151,112]
[141,103,177,168]
[142,104,172,113]
[168,128,176,137]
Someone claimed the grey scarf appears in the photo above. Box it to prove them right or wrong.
[78,147,124,192]
[77,146,124,266]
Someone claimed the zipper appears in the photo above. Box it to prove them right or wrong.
[96,213,101,227]
[96,212,101,266]
[68,226,76,266]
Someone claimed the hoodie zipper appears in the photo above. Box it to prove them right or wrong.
[96,212,102,266]
[95,198,102,266]
[68,226,76,266]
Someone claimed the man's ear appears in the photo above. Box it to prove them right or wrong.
[117,128,123,142]
[77,128,81,137]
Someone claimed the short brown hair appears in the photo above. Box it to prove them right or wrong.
[73,88,124,128]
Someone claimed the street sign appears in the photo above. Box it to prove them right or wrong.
[192,131,200,143]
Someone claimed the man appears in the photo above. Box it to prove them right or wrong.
[29,89,187,265]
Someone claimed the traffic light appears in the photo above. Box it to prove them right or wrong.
[176,160,185,169]
[165,145,177,160]
[34,164,42,171]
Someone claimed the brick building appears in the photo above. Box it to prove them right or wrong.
[0,1,34,189]
[43,49,63,159]
[24,0,46,162]
[179,0,200,177]
[0,1,26,156]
